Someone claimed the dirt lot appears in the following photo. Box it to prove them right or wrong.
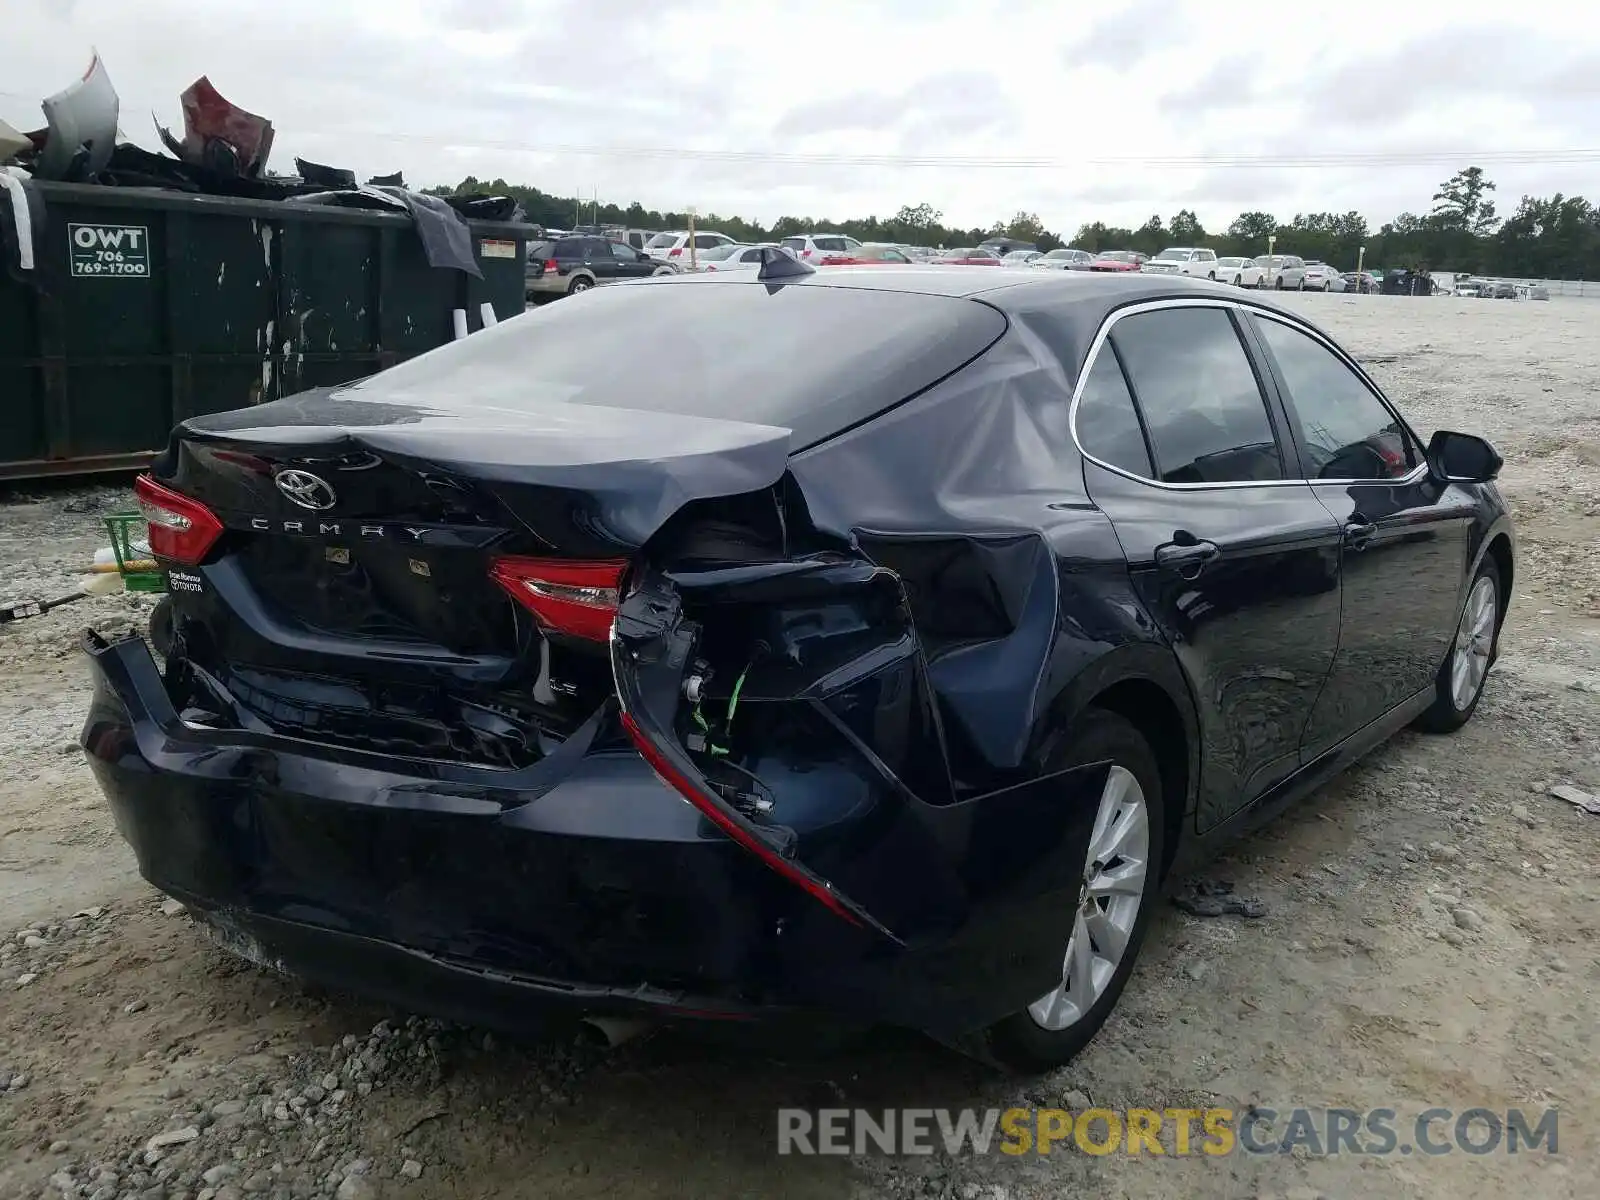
[2,294,1597,1200]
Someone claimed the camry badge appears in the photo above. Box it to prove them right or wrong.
[274,469,337,511]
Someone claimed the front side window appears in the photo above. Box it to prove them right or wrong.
[1076,347,1153,478]
[1254,318,1417,480]
[1110,307,1283,484]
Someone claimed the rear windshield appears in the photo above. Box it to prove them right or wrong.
[644,232,679,248]
[781,237,806,250]
[341,282,1007,449]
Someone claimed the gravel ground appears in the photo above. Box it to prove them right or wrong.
[1,293,1597,1200]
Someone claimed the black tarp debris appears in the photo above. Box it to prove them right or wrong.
[295,157,357,189]
[366,171,405,188]
[441,193,524,222]
[288,184,482,276]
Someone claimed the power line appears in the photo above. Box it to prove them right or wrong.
[306,132,1600,171]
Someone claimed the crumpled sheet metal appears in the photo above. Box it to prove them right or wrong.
[0,119,30,164]
[34,52,119,181]
[157,76,273,178]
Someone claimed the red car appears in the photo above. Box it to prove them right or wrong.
[1088,250,1147,272]
[929,247,1003,266]
[818,244,920,266]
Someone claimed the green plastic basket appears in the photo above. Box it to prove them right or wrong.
[102,512,167,593]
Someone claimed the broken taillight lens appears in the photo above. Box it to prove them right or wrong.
[618,711,866,929]
[134,474,224,565]
[489,556,628,642]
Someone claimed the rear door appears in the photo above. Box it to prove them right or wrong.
[607,241,656,279]
[1075,302,1343,827]
[1244,310,1473,755]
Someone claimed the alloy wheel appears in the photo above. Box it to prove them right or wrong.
[1027,765,1150,1031]
[1450,575,1497,710]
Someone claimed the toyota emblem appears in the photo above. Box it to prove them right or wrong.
[274,469,337,511]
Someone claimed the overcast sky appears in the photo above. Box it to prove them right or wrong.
[6,0,1599,235]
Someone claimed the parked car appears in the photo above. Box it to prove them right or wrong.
[1482,279,1517,299]
[1453,276,1483,297]
[979,238,1038,258]
[90,265,1513,1073]
[1214,256,1264,287]
[1254,254,1307,290]
[1140,247,1220,279]
[1088,250,1147,272]
[1032,248,1096,271]
[820,243,919,265]
[929,247,1004,265]
[1002,250,1044,266]
[526,236,676,299]
[780,233,865,262]
[1302,262,1345,292]
[1514,282,1551,301]
[643,230,736,263]
[681,243,752,272]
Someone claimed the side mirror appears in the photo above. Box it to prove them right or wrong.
[1427,430,1502,483]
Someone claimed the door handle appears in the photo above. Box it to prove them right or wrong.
[1155,538,1220,578]
[1343,520,1377,550]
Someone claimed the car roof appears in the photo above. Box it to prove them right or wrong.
[647,262,1264,309]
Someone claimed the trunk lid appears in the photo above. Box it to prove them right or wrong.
[153,388,790,763]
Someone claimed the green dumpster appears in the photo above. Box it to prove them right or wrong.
[0,181,533,480]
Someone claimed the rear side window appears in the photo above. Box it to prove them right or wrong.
[781,237,805,250]
[1076,348,1154,478]
[1110,307,1283,484]
[1254,317,1417,480]
[346,284,1007,449]
[553,240,583,259]
[739,248,764,263]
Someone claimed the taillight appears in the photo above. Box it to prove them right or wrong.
[543,258,559,272]
[489,556,628,642]
[801,248,812,256]
[134,474,224,565]
[618,710,865,928]
[668,247,683,257]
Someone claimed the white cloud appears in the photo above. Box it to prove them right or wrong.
[3,0,1598,235]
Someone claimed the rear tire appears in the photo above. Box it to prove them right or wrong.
[568,275,594,294]
[1275,276,1284,289]
[980,710,1165,1073]
[149,596,175,659]
[1414,559,1501,733]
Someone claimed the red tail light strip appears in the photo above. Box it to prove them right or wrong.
[618,709,874,932]
[489,556,628,642]
[133,474,225,565]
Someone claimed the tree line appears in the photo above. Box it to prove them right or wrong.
[431,166,1600,279]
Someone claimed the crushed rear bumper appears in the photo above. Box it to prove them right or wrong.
[79,630,1088,1038]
